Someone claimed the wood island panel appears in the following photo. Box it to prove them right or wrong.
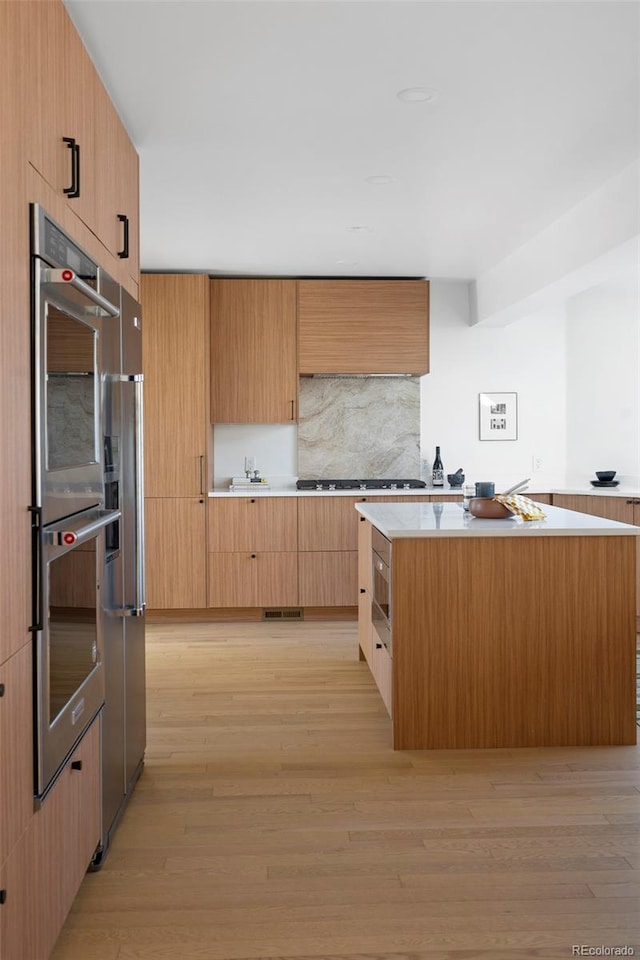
[392,534,636,750]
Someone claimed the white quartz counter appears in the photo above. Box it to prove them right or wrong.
[209,485,640,499]
[208,487,456,498]
[355,501,640,539]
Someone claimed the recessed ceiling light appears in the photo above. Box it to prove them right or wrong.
[366,175,395,185]
[336,259,360,266]
[396,87,437,103]
[349,225,374,233]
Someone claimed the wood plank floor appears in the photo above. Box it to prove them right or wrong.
[52,621,640,960]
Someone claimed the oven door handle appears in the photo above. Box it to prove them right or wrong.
[44,509,121,547]
[38,263,120,318]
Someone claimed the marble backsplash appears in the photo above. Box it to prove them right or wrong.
[298,377,421,479]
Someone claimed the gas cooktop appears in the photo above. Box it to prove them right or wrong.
[296,478,427,491]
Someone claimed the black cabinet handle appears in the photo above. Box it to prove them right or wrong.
[0,889,6,905]
[0,683,4,697]
[63,137,80,198]
[375,642,383,649]
[71,760,83,771]
[359,588,366,594]
[250,554,256,559]
[250,498,256,503]
[117,214,130,259]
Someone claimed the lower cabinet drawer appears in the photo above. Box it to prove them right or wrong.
[371,639,393,717]
[298,551,358,606]
[0,720,100,960]
[208,552,298,607]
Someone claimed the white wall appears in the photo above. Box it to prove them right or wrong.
[565,276,640,486]
[421,281,568,489]
[212,423,297,489]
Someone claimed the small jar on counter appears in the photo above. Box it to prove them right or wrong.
[462,484,475,512]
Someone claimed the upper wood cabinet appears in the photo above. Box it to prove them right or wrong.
[210,280,298,423]
[298,280,429,375]
[142,275,210,498]
[20,0,139,291]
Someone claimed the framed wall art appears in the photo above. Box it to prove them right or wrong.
[479,392,517,441]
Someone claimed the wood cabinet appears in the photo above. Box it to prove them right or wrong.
[142,276,211,609]
[209,553,298,608]
[298,494,450,607]
[0,720,100,960]
[0,646,33,867]
[21,0,139,294]
[208,498,297,552]
[210,280,298,423]
[145,499,208,609]
[93,82,140,290]
[142,275,210,498]
[298,280,429,375]
[208,498,298,608]
[553,494,640,617]
[298,551,358,607]
[0,4,31,669]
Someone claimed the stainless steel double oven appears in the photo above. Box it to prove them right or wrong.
[31,205,121,797]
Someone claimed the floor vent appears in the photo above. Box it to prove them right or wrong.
[262,608,304,621]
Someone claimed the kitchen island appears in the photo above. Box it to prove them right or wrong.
[356,501,639,750]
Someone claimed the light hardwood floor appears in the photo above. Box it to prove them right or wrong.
[52,621,640,960]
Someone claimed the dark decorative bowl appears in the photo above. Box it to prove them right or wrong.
[447,473,465,488]
[469,498,513,519]
[595,470,616,482]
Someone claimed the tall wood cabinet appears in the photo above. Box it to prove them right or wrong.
[298,280,430,375]
[141,275,210,609]
[210,279,298,423]
[1,3,140,954]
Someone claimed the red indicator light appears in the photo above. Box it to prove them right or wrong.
[63,533,76,545]
[61,269,74,282]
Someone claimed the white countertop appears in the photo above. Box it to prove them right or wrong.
[208,487,453,498]
[209,485,640,499]
[354,501,640,539]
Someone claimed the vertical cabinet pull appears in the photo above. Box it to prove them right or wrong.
[289,399,295,421]
[199,455,204,496]
[117,214,130,259]
[63,137,80,198]
[0,683,5,697]
[0,889,6,905]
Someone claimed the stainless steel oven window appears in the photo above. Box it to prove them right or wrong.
[45,306,99,470]
[47,536,100,723]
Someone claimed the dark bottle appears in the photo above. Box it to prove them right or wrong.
[432,445,444,487]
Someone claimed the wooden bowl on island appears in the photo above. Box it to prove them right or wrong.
[468,497,513,519]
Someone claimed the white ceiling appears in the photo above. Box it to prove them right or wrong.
[64,1,639,280]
